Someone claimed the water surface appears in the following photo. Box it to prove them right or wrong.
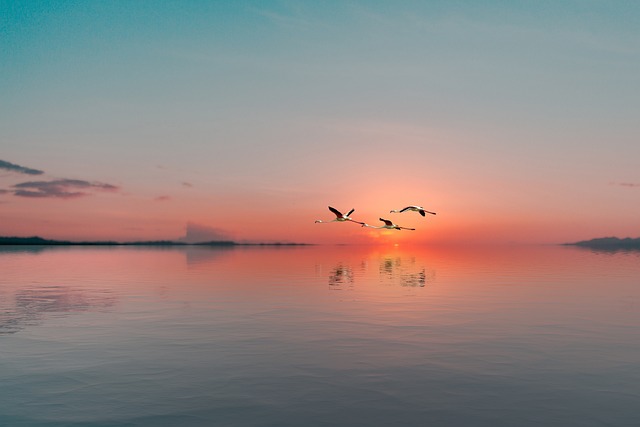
[1,244,639,426]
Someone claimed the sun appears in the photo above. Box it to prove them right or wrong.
[362,227,407,245]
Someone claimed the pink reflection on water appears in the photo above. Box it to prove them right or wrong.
[1,244,639,336]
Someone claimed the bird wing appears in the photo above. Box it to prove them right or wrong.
[399,207,411,212]
[419,210,426,217]
[346,208,355,217]
[379,218,393,226]
[362,223,381,229]
[328,206,343,218]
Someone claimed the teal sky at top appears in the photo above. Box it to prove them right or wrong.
[4,0,639,125]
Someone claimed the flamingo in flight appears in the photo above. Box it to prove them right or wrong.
[362,218,415,231]
[390,205,436,217]
[315,206,364,225]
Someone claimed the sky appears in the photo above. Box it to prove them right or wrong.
[1,0,639,245]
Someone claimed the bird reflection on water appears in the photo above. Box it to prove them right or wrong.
[328,263,355,290]
[379,256,434,287]
[325,253,435,289]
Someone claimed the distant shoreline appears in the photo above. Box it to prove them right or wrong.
[0,236,312,247]
[563,237,640,251]
[3,235,638,249]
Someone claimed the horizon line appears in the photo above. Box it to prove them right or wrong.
[1,235,638,248]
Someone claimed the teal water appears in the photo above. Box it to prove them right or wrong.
[1,245,639,426]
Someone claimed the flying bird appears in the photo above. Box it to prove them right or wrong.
[390,205,436,217]
[362,218,416,231]
[315,206,364,225]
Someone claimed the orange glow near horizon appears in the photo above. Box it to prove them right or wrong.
[1,176,638,245]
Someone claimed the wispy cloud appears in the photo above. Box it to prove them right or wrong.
[154,195,171,202]
[0,159,44,175]
[182,182,193,188]
[249,5,313,30]
[611,182,640,188]
[12,179,119,199]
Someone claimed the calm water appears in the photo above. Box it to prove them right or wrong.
[1,244,639,426]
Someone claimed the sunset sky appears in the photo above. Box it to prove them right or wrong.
[2,0,639,245]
